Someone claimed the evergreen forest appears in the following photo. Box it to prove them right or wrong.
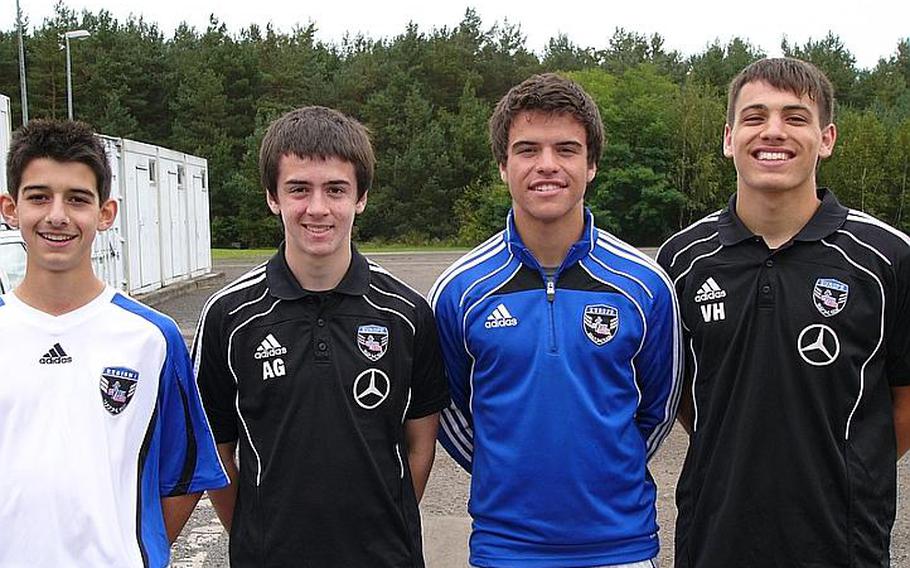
[3,6,910,246]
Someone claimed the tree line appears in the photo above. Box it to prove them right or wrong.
[3,6,910,246]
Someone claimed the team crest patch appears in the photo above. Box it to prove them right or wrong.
[99,367,139,415]
[583,304,619,346]
[357,324,389,362]
[813,278,849,317]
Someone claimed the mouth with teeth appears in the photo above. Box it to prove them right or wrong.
[303,224,332,235]
[529,181,567,192]
[754,150,794,161]
[38,232,77,244]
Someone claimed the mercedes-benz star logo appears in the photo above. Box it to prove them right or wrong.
[797,324,840,366]
[353,368,391,410]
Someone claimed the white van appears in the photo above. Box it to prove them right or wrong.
[0,224,26,294]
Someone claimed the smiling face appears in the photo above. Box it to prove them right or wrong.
[267,154,366,271]
[0,158,116,280]
[724,80,836,198]
[499,110,596,241]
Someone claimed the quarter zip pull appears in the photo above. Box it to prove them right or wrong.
[546,277,555,302]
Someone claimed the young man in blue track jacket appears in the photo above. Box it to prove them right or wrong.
[430,73,683,568]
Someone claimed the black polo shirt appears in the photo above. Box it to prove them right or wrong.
[193,245,449,568]
[657,189,910,567]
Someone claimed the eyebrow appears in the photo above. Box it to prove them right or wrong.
[740,103,812,114]
[20,186,98,198]
[511,140,584,149]
[282,178,352,187]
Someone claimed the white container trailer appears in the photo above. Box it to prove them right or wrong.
[0,94,211,297]
[120,139,163,294]
[186,155,212,277]
[157,147,189,285]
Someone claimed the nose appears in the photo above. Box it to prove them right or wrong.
[536,147,559,174]
[45,195,70,226]
[761,114,788,140]
[306,189,330,215]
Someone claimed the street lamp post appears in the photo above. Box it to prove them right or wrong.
[63,29,90,120]
[15,0,28,123]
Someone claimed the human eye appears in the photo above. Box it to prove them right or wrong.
[68,194,93,205]
[25,193,49,203]
[786,114,810,125]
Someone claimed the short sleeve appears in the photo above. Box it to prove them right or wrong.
[158,322,228,496]
[886,249,910,386]
[192,298,240,443]
[404,299,450,419]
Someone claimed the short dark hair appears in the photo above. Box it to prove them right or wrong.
[6,119,111,202]
[489,73,604,167]
[259,106,375,200]
[727,57,835,127]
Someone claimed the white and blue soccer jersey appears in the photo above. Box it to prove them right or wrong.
[0,287,227,568]
[431,210,682,567]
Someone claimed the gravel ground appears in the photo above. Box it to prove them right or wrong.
[157,252,908,567]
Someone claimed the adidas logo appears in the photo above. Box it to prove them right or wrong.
[254,334,287,360]
[39,343,72,365]
[695,277,727,303]
[484,303,518,329]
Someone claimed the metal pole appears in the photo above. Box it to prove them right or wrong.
[15,0,28,123]
[65,34,73,120]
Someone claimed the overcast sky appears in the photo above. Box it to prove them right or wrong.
[4,0,907,70]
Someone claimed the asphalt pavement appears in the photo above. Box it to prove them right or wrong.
[148,251,909,568]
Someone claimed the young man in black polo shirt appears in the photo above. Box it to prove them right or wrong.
[658,58,910,567]
[193,106,450,567]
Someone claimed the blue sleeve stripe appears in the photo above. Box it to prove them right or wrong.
[591,240,655,300]
[111,293,229,489]
[439,406,473,470]
[645,273,684,461]
[429,234,506,308]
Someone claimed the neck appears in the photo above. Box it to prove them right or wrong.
[285,245,352,292]
[15,264,106,316]
[513,207,585,268]
[736,184,821,249]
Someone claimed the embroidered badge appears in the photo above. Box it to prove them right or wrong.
[357,324,389,362]
[812,278,848,317]
[99,366,139,415]
[583,304,619,346]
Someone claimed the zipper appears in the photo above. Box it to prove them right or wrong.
[546,276,557,353]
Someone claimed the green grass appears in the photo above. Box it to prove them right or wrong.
[212,243,466,260]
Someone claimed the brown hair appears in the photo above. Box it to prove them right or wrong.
[259,106,375,200]
[6,119,111,202]
[489,73,604,167]
[727,57,835,127]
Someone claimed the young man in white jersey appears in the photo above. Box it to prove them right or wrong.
[0,119,227,568]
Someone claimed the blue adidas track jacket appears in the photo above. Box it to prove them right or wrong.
[430,210,682,567]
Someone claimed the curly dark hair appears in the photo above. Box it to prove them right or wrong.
[6,119,111,202]
[489,73,604,167]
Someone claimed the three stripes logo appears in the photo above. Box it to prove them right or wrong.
[254,334,287,360]
[484,303,518,329]
[695,277,727,323]
[39,343,72,365]
[694,277,727,303]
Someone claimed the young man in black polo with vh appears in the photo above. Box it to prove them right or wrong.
[193,106,450,567]
[658,58,910,567]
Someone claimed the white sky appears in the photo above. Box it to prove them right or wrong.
[4,0,907,70]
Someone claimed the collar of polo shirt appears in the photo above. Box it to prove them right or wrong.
[717,188,848,247]
[266,242,371,300]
